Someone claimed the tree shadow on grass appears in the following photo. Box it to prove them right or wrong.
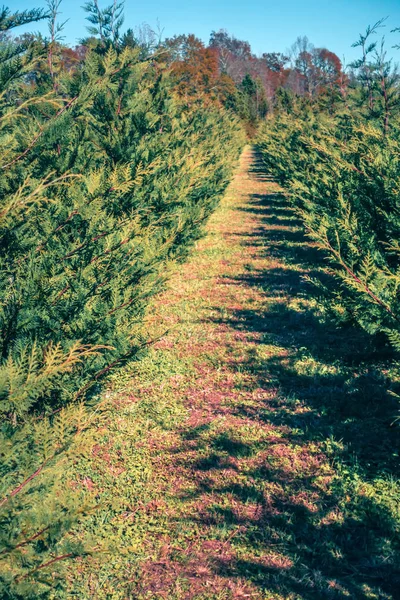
[168,170,400,599]
[231,192,329,273]
[221,182,400,474]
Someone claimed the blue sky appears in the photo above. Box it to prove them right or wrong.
[15,0,400,64]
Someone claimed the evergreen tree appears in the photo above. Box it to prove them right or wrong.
[257,27,400,351]
[0,4,245,595]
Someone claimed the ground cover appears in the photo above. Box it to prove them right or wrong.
[68,147,400,599]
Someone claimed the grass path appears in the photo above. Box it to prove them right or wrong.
[73,147,399,599]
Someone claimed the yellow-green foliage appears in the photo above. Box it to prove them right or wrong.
[257,111,400,350]
[0,10,245,596]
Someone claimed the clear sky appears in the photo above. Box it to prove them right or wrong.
[15,0,400,64]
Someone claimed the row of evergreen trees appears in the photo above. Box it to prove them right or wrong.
[0,4,245,596]
[257,22,400,352]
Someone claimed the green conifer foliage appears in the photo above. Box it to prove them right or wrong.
[0,7,245,595]
[1,41,244,421]
[257,97,400,350]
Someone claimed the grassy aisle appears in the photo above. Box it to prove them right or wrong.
[71,147,399,599]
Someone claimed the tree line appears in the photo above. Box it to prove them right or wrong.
[258,18,400,352]
[7,5,351,132]
[0,3,246,596]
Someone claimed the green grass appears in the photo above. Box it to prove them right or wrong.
[65,147,400,599]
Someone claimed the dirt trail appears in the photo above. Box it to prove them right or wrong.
[88,146,397,599]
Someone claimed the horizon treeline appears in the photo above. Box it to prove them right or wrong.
[7,1,399,134]
[5,2,380,130]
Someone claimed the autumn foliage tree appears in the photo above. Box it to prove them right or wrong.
[164,34,236,104]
